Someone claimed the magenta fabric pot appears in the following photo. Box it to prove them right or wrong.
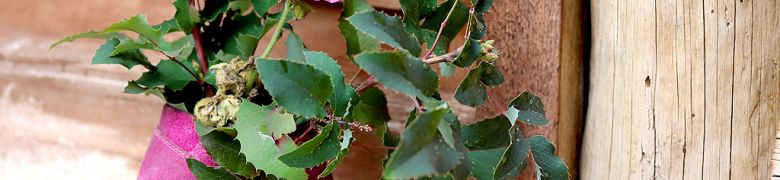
[138,105,217,179]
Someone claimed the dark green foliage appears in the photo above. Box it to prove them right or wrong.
[255,58,333,118]
[187,159,239,180]
[278,122,342,168]
[55,0,568,179]
[200,131,257,178]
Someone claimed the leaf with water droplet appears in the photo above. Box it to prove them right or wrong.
[508,92,549,126]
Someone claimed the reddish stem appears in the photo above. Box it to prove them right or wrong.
[187,0,213,97]
[294,122,315,143]
[421,1,458,60]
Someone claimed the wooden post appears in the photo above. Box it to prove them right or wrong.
[481,0,585,178]
[581,0,780,179]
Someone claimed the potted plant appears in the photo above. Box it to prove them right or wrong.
[52,0,569,179]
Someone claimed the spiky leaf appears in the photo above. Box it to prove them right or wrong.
[355,51,438,98]
[384,108,462,179]
[187,159,239,180]
[508,92,549,126]
[492,125,529,179]
[278,122,342,168]
[235,101,307,179]
[528,136,569,180]
[200,131,257,178]
[347,11,422,56]
[255,58,333,118]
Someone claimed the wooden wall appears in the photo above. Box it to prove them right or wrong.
[480,0,585,178]
[581,0,780,179]
[0,0,584,178]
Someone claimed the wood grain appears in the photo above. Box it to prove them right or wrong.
[481,0,584,178]
[582,0,780,179]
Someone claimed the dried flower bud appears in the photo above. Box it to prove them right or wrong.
[193,95,242,128]
[210,58,255,96]
[479,40,499,62]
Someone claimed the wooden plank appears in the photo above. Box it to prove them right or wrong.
[559,0,586,177]
[704,0,736,179]
[580,0,616,178]
[731,0,758,179]
[585,0,780,179]
[655,0,687,178]
[759,1,780,179]
[683,0,707,178]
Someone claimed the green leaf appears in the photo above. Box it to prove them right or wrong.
[225,34,260,59]
[50,31,122,50]
[342,0,373,16]
[421,0,469,40]
[347,11,422,56]
[303,51,357,117]
[436,112,457,148]
[279,122,342,168]
[460,115,511,150]
[187,159,239,180]
[493,125,529,180]
[137,60,197,91]
[355,51,438,98]
[200,131,257,178]
[260,109,297,139]
[399,0,439,26]
[474,0,495,13]
[124,81,146,94]
[420,29,451,56]
[440,111,471,180]
[174,0,200,33]
[228,0,253,14]
[469,13,487,40]
[235,101,307,179]
[195,121,216,136]
[291,1,313,20]
[454,65,487,107]
[528,136,569,180]
[111,38,155,56]
[255,58,333,118]
[252,0,278,15]
[465,148,505,180]
[347,87,391,127]
[452,38,481,67]
[384,108,462,179]
[93,38,152,70]
[339,0,379,58]
[508,92,549,126]
[439,62,455,78]
[319,129,354,178]
[478,62,504,86]
[285,32,307,63]
[455,62,504,106]
[154,19,181,34]
[103,15,166,48]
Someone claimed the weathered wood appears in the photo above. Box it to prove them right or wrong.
[480,0,584,178]
[560,0,586,177]
[582,0,780,179]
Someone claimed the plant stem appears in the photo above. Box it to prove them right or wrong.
[245,0,292,91]
[260,0,292,59]
[422,47,462,64]
[189,0,213,97]
[421,0,459,60]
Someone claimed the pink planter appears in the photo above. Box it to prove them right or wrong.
[138,105,217,179]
